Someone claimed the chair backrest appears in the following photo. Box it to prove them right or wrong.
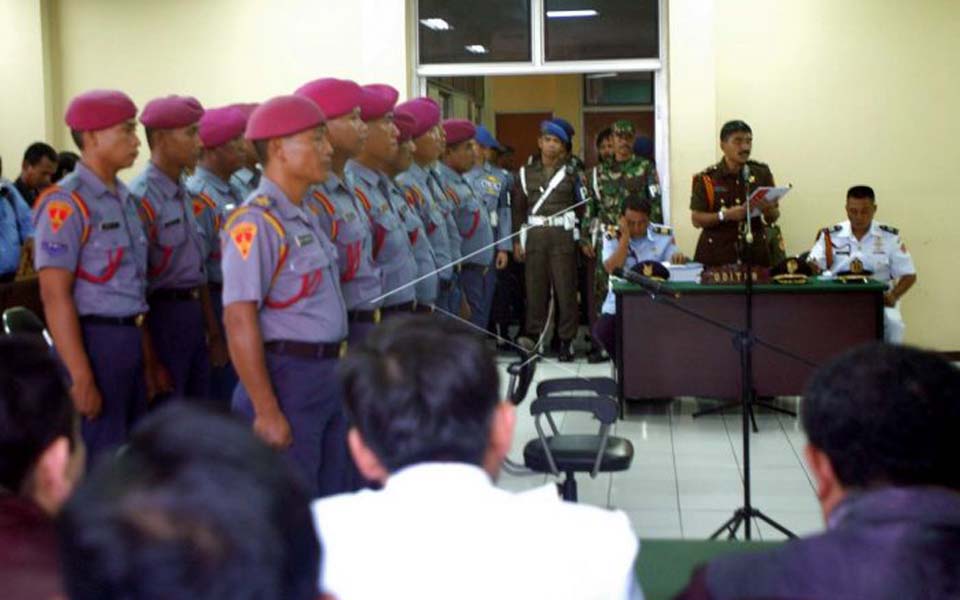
[536,377,617,399]
[3,306,51,347]
[529,394,620,425]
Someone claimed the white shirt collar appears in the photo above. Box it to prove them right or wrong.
[384,462,494,494]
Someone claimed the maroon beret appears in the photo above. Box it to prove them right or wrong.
[359,84,399,122]
[295,78,363,120]
[394,111,418,143]
[198,106,248,149]
[140,95,204,129]
[230,103,259,120]
[442,119,476,146]
[396,97,441,139]
[64,89,138,132]
[245,95,326,141]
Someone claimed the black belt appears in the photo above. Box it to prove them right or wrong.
[149,287,201,302]
[380,301,416,315]
[348,308,382,323]
[264,340,345,360]
[80,314,145,328]
[461,263,489,274]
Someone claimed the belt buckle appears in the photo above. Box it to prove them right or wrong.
[339,340,348,359]
[190,288,200,301]
[373,308,382,324]
[134,314,146,328]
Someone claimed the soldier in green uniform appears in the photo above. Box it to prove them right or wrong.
[581,120,662,361]
[515,122,587,362]
[690,120,780,267]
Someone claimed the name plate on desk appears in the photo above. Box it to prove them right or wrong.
[701,265,771,285]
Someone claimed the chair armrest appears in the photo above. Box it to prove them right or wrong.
[529,395,619,424]
[536,376,617,398]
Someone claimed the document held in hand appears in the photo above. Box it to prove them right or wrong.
[748,185,792,217]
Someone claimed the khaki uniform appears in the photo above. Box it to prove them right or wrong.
[518,161,584,343]
[690,159,775,267]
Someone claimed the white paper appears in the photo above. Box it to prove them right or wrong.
[748,185,792,217]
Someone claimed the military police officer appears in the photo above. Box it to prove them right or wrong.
[690,120,780,267]
[592,195,687,361]
[33,90,149,461]
[222,94,349,497]
[346,85,419,315]
[130,96,224,403]
[516,121,588,361]
[808,185,917,343]
[186,105,248,404]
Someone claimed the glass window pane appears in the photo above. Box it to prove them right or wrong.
[545,0,659,61]
[584,72,654,106]
[418,0,531,64]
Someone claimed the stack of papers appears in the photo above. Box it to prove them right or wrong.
[666,262,703,283]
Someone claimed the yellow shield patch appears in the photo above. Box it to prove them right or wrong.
[47,201,73,233]
[230,222,257,260]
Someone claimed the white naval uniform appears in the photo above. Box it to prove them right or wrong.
[808,220,916,343]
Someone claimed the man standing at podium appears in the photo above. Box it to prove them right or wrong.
[689,120,780,267]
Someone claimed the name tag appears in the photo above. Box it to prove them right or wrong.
[100,221,120,231]
[164,217,182,228]
[296,233,315,247]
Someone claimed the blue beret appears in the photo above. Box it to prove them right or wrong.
[474,125,502,150]
[633,136,654,160]
[550,118,575,138]
[540,120,569,144]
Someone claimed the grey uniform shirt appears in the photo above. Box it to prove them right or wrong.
[396,163,454,281]
[185,166,245,285]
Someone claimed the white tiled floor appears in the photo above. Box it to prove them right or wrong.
[496,357,826,542]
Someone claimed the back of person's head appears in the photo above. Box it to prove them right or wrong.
[340,316,508,476]
[0,336,79,511]
[53,151,80,183]
[803,343,960,490]
[59,403,321,600]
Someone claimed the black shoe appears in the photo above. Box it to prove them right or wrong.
[558,341,575,362]
[587,348,609,363]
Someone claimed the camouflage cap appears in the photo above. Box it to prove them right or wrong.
[612,119,635,135]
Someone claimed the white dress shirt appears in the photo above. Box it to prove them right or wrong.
[312,462,642,600]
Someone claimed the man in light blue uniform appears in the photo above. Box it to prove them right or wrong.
[388,110,438,311]
[296,78,383,345]
[0,173,33,282]
[395,99,457,314]
[592,196,687,361]
[466,125,512,326]
[436,119,500,330]
[228,103,261,200]
[130,95,222,404]
[346,84,418,316]
[185,105,248,404]
[33,90,150,462]
[222,95,350,497]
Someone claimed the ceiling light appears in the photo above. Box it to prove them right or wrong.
[546,9,599,18]
[465,45,489,54]
[420,18,452,31]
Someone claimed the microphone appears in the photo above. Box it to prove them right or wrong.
[742,163,753,244]
[613,267,679,299]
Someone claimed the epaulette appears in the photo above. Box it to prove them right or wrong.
[701,163,720,176]
[878,224,899,235]
[746,159,769,169]
[822,224,842,234]
[251,195,274,208]
[651,224,673,236]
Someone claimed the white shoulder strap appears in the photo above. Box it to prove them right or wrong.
[529,167,569,217]
[519,166,528,196]
[591,167,601,200]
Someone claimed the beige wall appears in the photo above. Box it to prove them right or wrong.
[668,0,959,350]
[484,75,584,157]
[0,0,48,175]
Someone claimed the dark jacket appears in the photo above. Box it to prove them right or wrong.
[676,487,960,600]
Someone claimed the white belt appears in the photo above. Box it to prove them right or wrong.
[527,215,571,228]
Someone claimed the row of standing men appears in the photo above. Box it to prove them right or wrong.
[32,80,543,496]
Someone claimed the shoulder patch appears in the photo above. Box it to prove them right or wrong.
[878,224,899,235]
[229,222,257,260]
[45,200,74,233]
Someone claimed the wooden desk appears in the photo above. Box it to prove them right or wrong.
[614,278,885,402]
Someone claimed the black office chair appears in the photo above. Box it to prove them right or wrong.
[2,306,51,346]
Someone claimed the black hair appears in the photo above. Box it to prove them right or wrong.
[23,142,58,166]
[622,194,652,216]
[59,403,321,600]
[802,343,960,490]
[53,151,80,183]
[595,127,613,150]
[70,129,85,151]
[0,337,75,493]
[846,185,876,203]
[720,120,752,142]
[253,139,270,165]
[339,315,500,472]
[144,126,158,149]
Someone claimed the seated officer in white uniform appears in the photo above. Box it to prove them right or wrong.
[592,195,687,361]
[808,185,917,343]
[312,316,642,600]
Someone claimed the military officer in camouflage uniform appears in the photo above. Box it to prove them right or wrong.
[690,120,780,267]
[515,121,587,361]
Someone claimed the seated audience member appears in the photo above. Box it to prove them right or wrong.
[53,151,80,183]
[314,316,642,600]
[59,403,326,600]
[676,343,960,600]
[0,337,84,600]
[15,142,59,205]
